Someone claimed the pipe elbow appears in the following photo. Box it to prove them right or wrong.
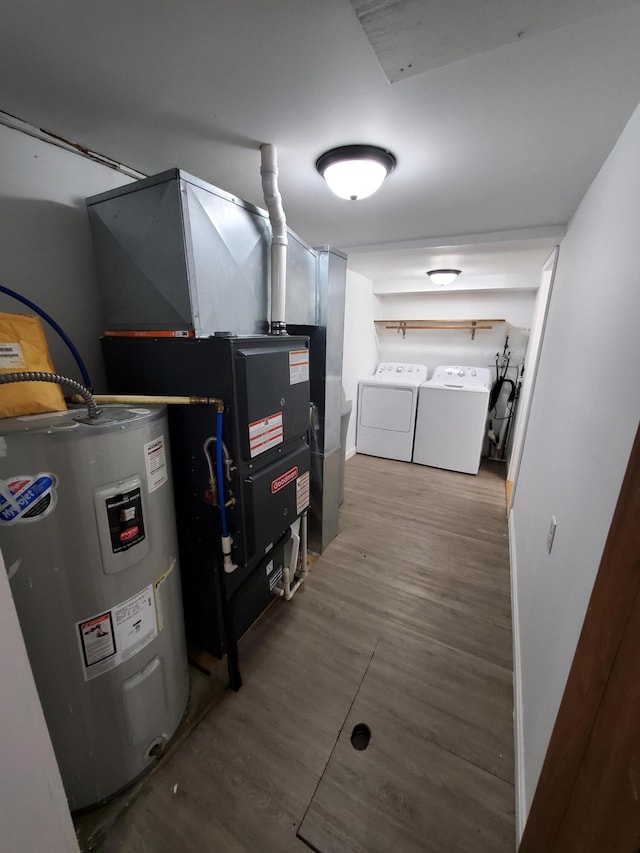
[260,146,287,238]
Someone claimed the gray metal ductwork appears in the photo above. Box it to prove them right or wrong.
[288,247,348,553]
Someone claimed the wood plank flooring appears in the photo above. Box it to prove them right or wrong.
[100,454,514,852]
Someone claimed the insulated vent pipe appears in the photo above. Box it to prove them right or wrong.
[260,144,288,335]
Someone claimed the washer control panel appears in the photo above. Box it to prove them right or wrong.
[430,365,491,389]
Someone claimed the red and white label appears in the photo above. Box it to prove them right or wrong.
[249,412,284,458]
[77,583,158,681]
[271,466,298,494]
[289,349,309,386]
[296,471,310,515]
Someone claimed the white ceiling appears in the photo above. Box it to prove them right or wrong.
[2,0,640,288]
[350,0,639,82]
[348,233,561,293]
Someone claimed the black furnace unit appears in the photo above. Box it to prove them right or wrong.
[102,334,311,662]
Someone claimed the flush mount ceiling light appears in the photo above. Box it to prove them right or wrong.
[315,145,397,201]
[426,269,462,286]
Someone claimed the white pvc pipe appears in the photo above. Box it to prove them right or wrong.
[221,534,237,574]
[279,511,309,600]
[285,579,303,601]
[260,143,288,334]
[299,512,308,580]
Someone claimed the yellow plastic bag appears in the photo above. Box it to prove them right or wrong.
[0,313,67,418]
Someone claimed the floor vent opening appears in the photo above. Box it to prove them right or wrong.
[350,723,371,751]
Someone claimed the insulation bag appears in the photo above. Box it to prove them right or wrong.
[0,312,67,417]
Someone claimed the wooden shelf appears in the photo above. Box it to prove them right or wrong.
[374,318,506,340]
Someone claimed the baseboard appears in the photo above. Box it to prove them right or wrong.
[509,507,527,842]
[345,447,356,461]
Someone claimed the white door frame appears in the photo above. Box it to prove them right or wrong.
[507,246,559,507]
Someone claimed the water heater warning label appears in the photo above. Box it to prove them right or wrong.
[249,412,283,458]
[77,583,158,681]
[289,349,309,385]
[78,612,115,668]
[144,436,168,493]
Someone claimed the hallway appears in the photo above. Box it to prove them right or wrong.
[101,454,514,852]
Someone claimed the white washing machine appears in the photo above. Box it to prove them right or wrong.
[413,365,491,475]
[356,363,429,462]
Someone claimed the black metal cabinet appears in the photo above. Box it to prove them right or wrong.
[102,334,310,657]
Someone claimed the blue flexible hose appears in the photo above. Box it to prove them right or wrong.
[0,283,92,389]
[216,410,229,537]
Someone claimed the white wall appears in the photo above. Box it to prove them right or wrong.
[374,289,535,376]
[0,551,79,851]
[0,125,135,849]
[342,278,537,459]
[507,248,559,494]
[342,269,378,456]
[0,124,133,389]
[512,103,640,835]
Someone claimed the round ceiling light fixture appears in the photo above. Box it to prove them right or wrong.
[426,269,462,286]
[315,145,397,201]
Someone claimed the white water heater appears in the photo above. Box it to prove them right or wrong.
[0,405,189,811]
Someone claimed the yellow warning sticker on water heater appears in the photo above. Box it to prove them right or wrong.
[289,349,309,385]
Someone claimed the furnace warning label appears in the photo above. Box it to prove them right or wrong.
[144,435,168,493]
[289,349,309,386]
[0,342,25,370]
[296,471,310,515]
[249,412,283,458]
[77,583,158,681]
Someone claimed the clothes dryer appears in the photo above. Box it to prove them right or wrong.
[413,366,491,475]
[356,363,428,462]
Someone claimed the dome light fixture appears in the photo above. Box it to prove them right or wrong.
[316,145,397,201]
[426,269,462,286]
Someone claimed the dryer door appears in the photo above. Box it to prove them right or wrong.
[360,385,414,432]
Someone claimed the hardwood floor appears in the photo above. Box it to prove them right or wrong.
[100,454,514,852]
